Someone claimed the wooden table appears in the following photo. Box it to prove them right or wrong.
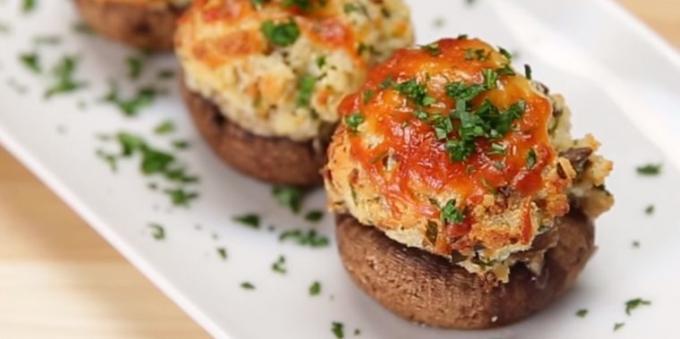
[0,1,677,337]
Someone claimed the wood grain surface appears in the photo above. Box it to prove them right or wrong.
[0,1,677,338]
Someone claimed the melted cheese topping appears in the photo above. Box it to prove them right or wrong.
[176,0,413,141]
[324,38,610,281]
[88,0,191,8]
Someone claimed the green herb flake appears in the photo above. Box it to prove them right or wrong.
[331,322,345,339]
[148,223,165,240]
[613,322,625,332]
[271,255,287,274]
[362,89,375,104]
[489,142,506,156]
[354,328,361,336]
[217,247,228,260]
[644,205,655,215]
[632,240,640,248]
[154,120,175,135]
[309,281,321,296]
[636,163,662,176]
[240,281,256,290]
[157,69,175,79]
[576,309,588,318]
[296,74,317,107]
[343,2,367,15]
[498,46,513,61]
[261,19,300,47]
[345,112,365,132]
[421,42,441,56]
[250,0,268,8]
[464,48,487,61]
[45,55,86,98]
[625,298,651,315]
[103,84,158,116]
[95,149,118,172]
[19,52,41,73]
[22,0,36,13]
[279,229,329,248]
[172,140,190,150]
[441,200,465,224]
[233,213,261,229]
[524,64,533,80]
[526,148,537,169]
[272,185,303,213]
[126,56,144,80]
[304,210,324,222]
[283,0,312,11]
[164,188,199,207]
[316,55,327,69]
[72,22,94,35]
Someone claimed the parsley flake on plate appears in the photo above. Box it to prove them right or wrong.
[636,163,662,176]
[271,255,287,274]
[625,298,651,315]
[309,281,321,296]
[272,185,303,213]
[233,213,261,229]
[331,322,345,339]
[261,19,300,47]
[148,223,165,240]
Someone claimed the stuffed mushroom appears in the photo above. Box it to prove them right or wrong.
[324,37,614,328]
[75,0,189,51]
[175,0,414,186]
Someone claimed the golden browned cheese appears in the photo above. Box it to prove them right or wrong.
[175,0,414,141]
[86,0,190,8]
[324,37,613,281]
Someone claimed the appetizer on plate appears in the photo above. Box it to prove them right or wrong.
[175,0,413,186]
[75,0,189,51]
[324,37,614,328]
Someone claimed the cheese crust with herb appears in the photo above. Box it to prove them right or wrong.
[85,0,191,8]
[324,37,613,282]
[175,0,413,141]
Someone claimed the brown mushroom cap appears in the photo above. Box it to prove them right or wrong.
[74,0,179,51]
[180,78,328,186]
[336,210,595,329]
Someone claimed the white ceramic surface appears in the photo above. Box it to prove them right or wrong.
[1,0,679,338]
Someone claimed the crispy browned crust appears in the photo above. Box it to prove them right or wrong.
[74,0,179,51]
[336,210,595,329]
[180,79,327,186]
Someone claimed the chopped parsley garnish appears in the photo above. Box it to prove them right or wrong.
[304,210,324,222]
[217,247,228,260]
[309,281,321,296]
[441,200,465,224]
[613,322,625,331]
[126,56,144,80]
[357,43,379,57]
[395,79,435,107]
[343,2,368,15]
[233,213,261,229]
[164,188,199,207]
[526,148,537,169]
[157,69,175,79]
[97,132,199,206]
[279,229,329,247]
[498,47,513,61]
[271,255,287,274]
[576,309,588,318]
[19,52,41,73]
[250,0,268,8]
[362,89,375,104]
[22,0,36,13]
[45,55,86,98]
[431,115,453,140]
[283,0,312,11]
[261,19,300,47]
[636,163,662,176]
[421,42,441,56]
[240,281,256,290]
[524,64,533,80]
[331,322,345,339]
[644,205,655,215]
[625,298,651,315]
[489,142,506,156]
[464,48,487,61]
[632,240,640,248]
[316,55,327,69]
[154,120,175,135]
[103,83,158,116]
[172,140,190,150]
[345,112,365,132]
[296,74,316,107]
[148,223,165,240]
[272,185,303,213]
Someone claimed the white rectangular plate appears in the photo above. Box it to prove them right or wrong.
[1,0,679,338]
